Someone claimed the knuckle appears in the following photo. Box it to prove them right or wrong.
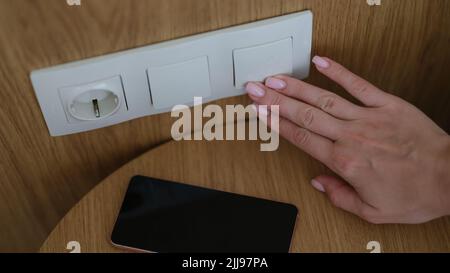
[383,98,405,114]
[292,128,310,146]
[331,152,358,178]
[330,64,347,79]
[350,78,371,95]
[268,93,283,107]
[317,93,337,112]
[296,108,314,128]
[328,190,342,208]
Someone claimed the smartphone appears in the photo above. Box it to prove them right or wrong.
[111,175,298,253]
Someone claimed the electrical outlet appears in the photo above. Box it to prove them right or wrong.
[59,76,127,124]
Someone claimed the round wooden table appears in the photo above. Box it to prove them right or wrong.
[40,139,450,253]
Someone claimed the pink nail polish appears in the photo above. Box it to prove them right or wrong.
[311,179,325,192]
[265,77,287,90]
[246,83,265,97]
[312,56,330,69]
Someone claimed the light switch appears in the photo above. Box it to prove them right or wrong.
[233,37,294,88]
[59,75,127,123]
[147,56,212,109]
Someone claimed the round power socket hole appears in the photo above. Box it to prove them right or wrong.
[68,89,120,121]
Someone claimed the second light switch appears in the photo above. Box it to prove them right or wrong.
[233,38,294,88]
[147,56,212,109]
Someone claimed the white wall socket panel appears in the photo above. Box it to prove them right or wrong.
[30,10,313,136]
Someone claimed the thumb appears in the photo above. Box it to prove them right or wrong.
[311,175,374,220]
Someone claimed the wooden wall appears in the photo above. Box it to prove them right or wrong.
[0,0,449,252]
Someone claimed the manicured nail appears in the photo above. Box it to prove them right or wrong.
[312,56,330,69]
[246,82,265,97]
[265,77,287,90]
[311,179,325,192]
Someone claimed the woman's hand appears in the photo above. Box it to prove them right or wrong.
[246,56,450,224]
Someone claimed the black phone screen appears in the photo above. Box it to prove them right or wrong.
[111,175,298,253]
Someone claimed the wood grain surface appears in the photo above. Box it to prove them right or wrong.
[1,0,450,252]
[40,138,450,253]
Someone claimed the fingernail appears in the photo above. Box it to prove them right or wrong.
[265,77,287,90]
[246,82,265,97]
[312,56,330,69]
[311,179,325,192]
